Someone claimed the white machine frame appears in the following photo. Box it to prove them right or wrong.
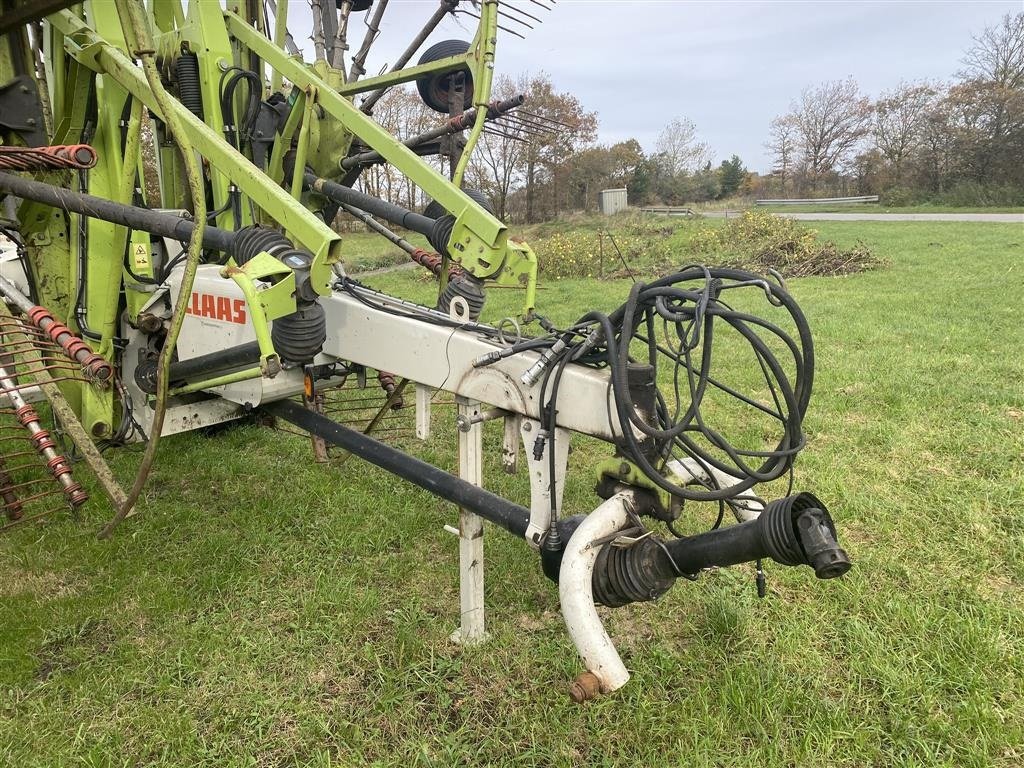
[112,263,759,693]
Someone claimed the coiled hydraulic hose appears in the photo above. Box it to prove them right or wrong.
[534,266,813,506]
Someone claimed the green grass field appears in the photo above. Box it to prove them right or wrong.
[717,203,1024,214]
[1,220,1022,767]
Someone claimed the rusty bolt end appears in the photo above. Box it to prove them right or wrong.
[389,397,405,411]
[137,313,164,334]
[569,671,602,704]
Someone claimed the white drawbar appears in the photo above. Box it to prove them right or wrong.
[558,491,634,693]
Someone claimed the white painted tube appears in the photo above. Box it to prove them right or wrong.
[665,458,765,522]
[559,491,633,694]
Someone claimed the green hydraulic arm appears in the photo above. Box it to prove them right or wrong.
[49,8,344,297]
[222,8,514,281]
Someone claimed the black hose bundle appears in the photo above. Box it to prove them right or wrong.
[218,68,262,151]
[539,266,813,507]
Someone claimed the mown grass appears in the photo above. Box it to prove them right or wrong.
[335,228,431,274]
[1,220,1022,766]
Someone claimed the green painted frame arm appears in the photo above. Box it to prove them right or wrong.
[222,10,509,262]
[335,54,473,97]
[453,0,498,186]
[50,9,342,296]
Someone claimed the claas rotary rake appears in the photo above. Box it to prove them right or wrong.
[0,0,851,697]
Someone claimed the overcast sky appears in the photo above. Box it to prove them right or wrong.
[288,1,1020,172]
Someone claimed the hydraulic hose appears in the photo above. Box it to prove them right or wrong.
[0,171,234,253]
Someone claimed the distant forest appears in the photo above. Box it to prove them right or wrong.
[362,12,1023,220]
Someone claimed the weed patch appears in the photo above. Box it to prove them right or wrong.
[691,211,882,277]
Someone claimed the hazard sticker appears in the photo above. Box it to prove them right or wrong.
[132,243,151,271]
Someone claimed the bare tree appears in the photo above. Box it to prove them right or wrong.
[357,86,435,210]
[654,117,710,176]
[468,74,527,219]
[874,81,936,182]
[954,13,1024,183]
[961,12,1024,88]
[765,114,799,195]
[790,78,873,189]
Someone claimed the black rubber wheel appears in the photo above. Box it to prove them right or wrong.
[415,39,473,114]
[423,187,493,220]
[338,0,373,10]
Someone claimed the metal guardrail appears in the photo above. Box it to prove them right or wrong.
[639,206,696,216]
[755,196,879,206]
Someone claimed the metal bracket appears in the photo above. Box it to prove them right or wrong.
[502,413,520,474]
[415,382,432,439]
[0,76,46,146]
[521,417,569,549]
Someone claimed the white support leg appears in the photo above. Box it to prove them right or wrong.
[415,383,432,440]
[502,414,521,474]
[452,397,487,644]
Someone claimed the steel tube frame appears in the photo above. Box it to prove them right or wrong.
[266,398,531,538]
[304,172,435,236]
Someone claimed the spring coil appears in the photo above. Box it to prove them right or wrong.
[175,53,205,120]
[0,145,97,171]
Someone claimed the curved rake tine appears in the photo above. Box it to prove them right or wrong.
[496,9,534,29]
[496,113,556,137]
[499,1,545,25]
[483,127,528,142]
[493,117,547,138]
[517,108,576,129]
[458,9,528,39]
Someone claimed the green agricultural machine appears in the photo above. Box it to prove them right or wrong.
[0,0,850,697]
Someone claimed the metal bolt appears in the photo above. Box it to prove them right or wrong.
[522,421,531,432]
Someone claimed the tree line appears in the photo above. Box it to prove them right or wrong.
[360,12,1022,220]
[765,12,1023,205]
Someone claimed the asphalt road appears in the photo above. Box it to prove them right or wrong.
[705,211,1023,223]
